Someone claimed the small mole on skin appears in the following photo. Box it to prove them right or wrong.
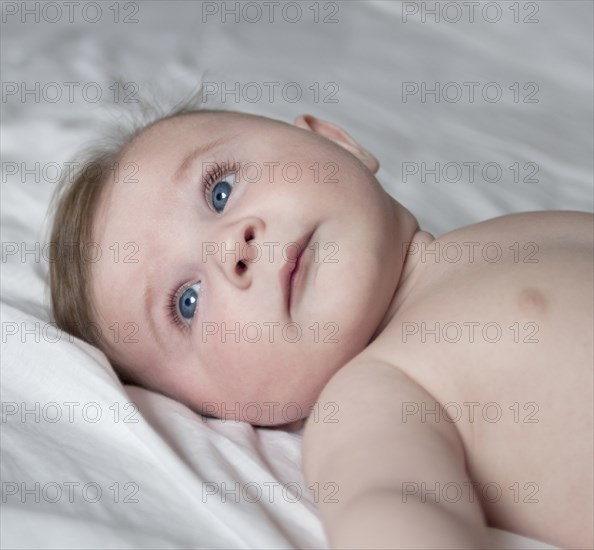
[517,287,548,314]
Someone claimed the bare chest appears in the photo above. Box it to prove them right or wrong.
[364,215,593,545]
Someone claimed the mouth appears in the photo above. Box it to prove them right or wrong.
[279,229,315,312]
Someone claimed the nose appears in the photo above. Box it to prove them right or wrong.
[215,218,265,284]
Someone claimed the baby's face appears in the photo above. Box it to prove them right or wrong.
[91,111,406,424]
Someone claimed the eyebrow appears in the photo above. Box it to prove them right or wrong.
[173,136,230,185]
[142,136,232,351]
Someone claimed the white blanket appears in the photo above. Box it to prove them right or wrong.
[2,1,591,547]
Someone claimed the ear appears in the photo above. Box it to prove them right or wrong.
[294,114,380,174]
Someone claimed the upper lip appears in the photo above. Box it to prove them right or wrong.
[279,230,314,312]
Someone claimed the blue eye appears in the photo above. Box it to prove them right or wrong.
[177,282,201,324]
[209,173,236,213]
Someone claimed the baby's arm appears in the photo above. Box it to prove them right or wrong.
[302,360,489,549]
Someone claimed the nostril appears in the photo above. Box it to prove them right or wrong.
[236,260,247,275]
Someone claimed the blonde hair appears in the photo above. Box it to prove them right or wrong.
[46,87,222,380]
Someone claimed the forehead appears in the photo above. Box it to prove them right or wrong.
[124,110,280,157]
[96,111,259,222]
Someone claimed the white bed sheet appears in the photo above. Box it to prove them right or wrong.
[2,1,591,548]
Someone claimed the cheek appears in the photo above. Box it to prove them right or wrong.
[195,322,352,424]
[203,335,300,391]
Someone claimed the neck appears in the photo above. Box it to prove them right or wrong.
[369,200,435,343]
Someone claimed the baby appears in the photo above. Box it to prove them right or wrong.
[49,108,593,549]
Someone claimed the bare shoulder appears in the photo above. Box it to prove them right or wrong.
[302,358,466,486]
[302,359,463,483]
[440,210,593,243]
[302,357,488,548]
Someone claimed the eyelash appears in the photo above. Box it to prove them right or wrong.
[202,158,240,208]
[165,159,240,331]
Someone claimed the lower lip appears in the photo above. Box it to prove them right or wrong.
[291,255,305,289]
[289,242,310,303]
